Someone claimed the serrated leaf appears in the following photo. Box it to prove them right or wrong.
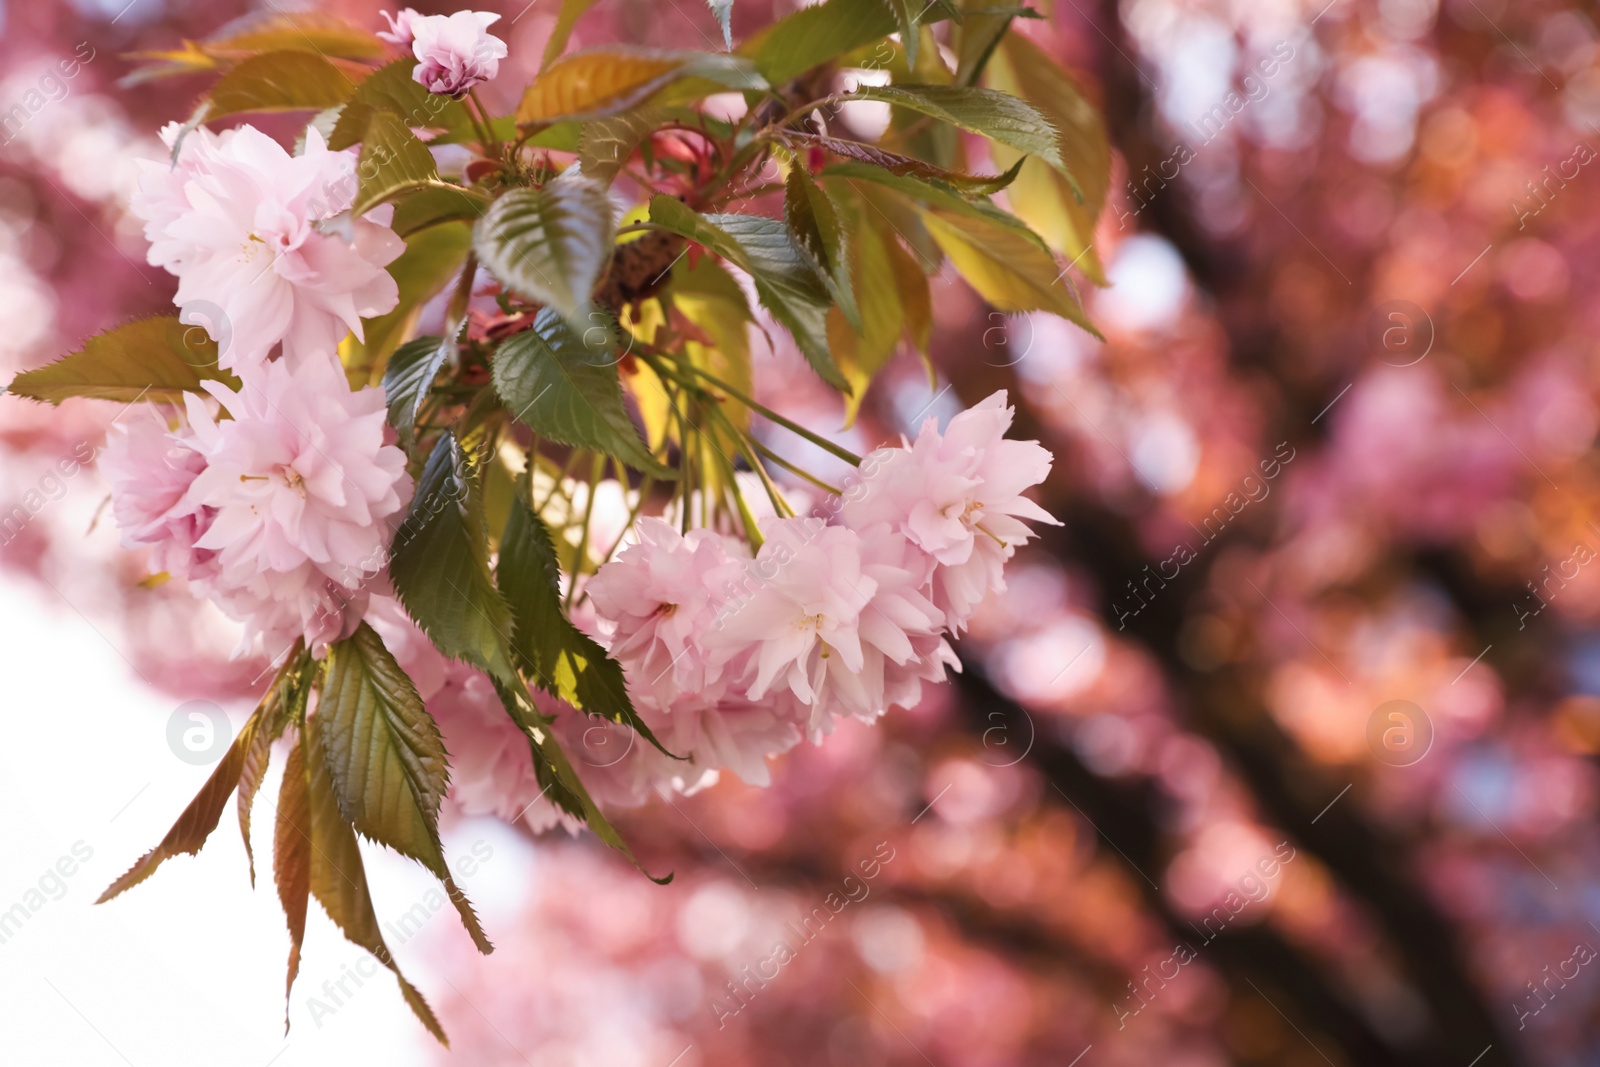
[828,211,904,426]
[878,214,934,364]
[205,10,385,61]
[7,317,240,405]
[785,164,860,332]
[953,3,1013,86]
[329,59,472,152]
[804,133,1024,195]
[648,198,846,392]
[517,48,765,125]
[492,309,670,477]
[919,207,1100,336]
[97,704,266,904]
[821,160,1030,229]
[348,223,473,384]
[390,432,520,684]
[303,710,448,1044]
[236,667,297,887]
[498,500,672,757]
[709,0,736,47]
[391,186,488,238]
[274,734,312,1028]
[578,107,668,186]
[741,0,897,85]
[383,334,450,444]
[320,623,491,954]
[844,83,1081,196]
[891,0,922,67]
[474,172,615,328]
[490,677,671,883]
[205,51,358,122]
[352,110,440,217]
[987,33,1110,284]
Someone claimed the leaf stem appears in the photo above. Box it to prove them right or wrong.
[648,347,862,466]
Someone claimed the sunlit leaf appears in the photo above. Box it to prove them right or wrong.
[474,170,615,328]
[517,48,765,125]
[319,623,491,953]
[493,309,671,478]
[986,32,1111,284]
[352,110,440,217]
[578,107,668,185]
[303,710,448,1043]
[274,734,312,1027]
[383,334,450,445]
[205,51,359,122]
[828,208,904,426]
[919,207,1100,336]
[7,316,239,406]
[204,10,385,61]
[741,0,897,85]
[329,58,473,151]
[96,703,269,903]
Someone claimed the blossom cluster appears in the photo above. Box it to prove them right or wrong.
[105,118,416,654]
[578,392,1061,802]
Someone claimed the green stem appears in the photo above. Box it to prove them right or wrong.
[467,88,502,157]
[751,438,841,496]
[650,348,862,466]
[566,453,605,610]
[711,403,792,519]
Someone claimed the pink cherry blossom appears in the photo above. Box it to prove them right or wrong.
[702,518,878,708]
[585,517,744,708]
[98,407,217,583]
[130,124,404,368]
[178,357,411,652]
[841,391,1060,631]
[376,7,423,47]
[404,10,507,97]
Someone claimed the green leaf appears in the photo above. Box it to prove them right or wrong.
[97,703,268,904]
[577,107,668,186]
[329,59,473,152]
[828,210,905,426]
[319,623,492,953]
[237,656,302,888]
[492,309,671,477]
[352,110,440,217]
[843,83,1081,196]
[204,10,386,61]
[302,710,448,1044]
[391,185,489,238]
[919,206,1100,336]
[804,133,1025,195]
[891,0,923,68]
[205,51,357,122]
[473,171,615,328]
[348,223,473,384]
[498,500,672,757]
[709,0,735,47]
[544,0,601,67]
[785,164,860,332]
[878,213,935,365]
[741,0,897,85]
[490,677,671,883]
[273,734,312,1027]
[953,3,1014,86]
[383,334,450,444]
[648,198,846,392]
[986,32,1111,284]
[389,432,520,684]
[7,316,240,405]
[517,49,765,125]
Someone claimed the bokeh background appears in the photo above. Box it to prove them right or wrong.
[3,0,1598,1064]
